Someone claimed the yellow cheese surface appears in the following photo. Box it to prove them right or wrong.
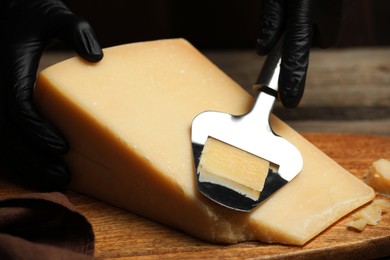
[34,39,375,245]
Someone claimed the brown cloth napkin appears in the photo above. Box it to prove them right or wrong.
[0,192,95,259]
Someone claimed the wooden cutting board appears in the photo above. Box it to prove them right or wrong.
[1,133,389,259]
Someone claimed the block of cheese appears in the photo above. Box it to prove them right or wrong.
[198,137,270,201]
[34,39,375,245]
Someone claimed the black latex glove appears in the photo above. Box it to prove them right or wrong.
[0,0,103,190]
[257,0,349,108]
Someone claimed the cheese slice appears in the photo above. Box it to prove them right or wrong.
[198,137,270,200]
[34,39,375,245]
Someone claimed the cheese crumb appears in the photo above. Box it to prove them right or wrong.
[347,198,390,231]
[363,158,390,196]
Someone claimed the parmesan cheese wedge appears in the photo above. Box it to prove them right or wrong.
[34,39,375,245]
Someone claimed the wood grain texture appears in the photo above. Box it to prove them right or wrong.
[0,133,389,259]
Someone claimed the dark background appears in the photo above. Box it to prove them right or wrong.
[61,0,390,50]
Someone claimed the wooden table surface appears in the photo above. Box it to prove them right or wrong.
[1,133,390,259]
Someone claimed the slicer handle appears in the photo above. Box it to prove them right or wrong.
[253,35,283,92]
[246,35,284,126]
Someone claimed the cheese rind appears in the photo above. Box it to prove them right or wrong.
[34,39,375,245]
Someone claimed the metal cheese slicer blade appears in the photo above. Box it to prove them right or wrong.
[191,36,303,211]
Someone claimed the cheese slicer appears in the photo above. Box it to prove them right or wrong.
[191,36,303,212]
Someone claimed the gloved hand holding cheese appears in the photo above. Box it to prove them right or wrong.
[34,39,375,245]
[1,0,103,190]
